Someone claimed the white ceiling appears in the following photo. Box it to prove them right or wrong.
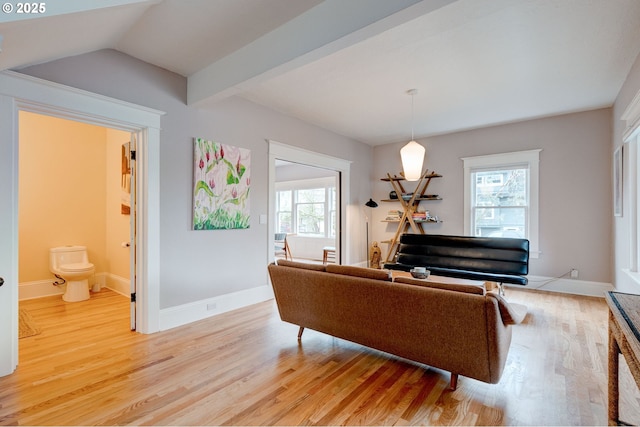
[2,0,640,146]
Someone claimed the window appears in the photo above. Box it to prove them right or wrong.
[463,150,541,258]
[276,191,292,233]
[275,177,336,238]
[621,89,640,276]
[622,131,639,274]
[296,188,325,234]
[628,140,639,272]
[472,168,526,238]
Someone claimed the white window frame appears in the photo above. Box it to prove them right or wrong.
[621,89,640,275]
[462,149,541,258]
[629,139,639,273]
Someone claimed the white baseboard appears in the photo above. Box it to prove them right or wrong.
[19,272,111,301]
[514,275,613,297]
[159,285,275,331]
[19,278,63,300]
[104,273,130,297]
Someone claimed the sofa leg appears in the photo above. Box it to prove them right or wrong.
[449,373,458,390]
[297,326,305,340]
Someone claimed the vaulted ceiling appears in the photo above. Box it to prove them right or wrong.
[2,0,640,145]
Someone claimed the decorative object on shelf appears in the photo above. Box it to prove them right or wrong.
[370,242,382,269]
[193,137,251,230]
[389,190,398,199]
[364,198,378,267]
[400,89,425,181]
[385,210,402,221]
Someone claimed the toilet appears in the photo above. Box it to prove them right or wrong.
[49,246,95,302]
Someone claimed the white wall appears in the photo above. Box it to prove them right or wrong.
[612,50,640,293]
[18,49,374,309]
[373,108,613,284]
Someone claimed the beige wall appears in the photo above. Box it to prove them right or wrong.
[18,111,130,284]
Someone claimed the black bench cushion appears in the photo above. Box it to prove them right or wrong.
[386,234,529,286]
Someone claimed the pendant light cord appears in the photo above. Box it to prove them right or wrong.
[411,92,415,141]
[408,88,418,141]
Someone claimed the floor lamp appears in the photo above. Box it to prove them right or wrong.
[364,198,378,267]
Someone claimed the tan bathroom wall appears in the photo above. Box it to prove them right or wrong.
[105,128,132,281]
[18,111,107,283]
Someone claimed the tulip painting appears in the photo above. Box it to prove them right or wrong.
[193,137,250,230]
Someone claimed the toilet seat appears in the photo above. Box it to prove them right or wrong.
[59,262,94,274]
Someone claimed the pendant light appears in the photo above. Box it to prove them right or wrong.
[400,89,425,181]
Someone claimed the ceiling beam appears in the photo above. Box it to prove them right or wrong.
[187,0,456,107]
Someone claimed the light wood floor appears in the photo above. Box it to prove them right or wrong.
[2,287,639,426]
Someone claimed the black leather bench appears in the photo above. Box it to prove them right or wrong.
[384,234,529,288]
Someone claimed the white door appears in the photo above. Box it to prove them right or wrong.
[0,96,18,376]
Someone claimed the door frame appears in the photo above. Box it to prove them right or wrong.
[268,140,351,265]
[0,71,163,376]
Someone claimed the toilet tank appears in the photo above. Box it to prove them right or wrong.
[50,245,89,269]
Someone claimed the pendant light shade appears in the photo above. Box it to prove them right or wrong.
[401,140,425,181]
[401,89,425,181]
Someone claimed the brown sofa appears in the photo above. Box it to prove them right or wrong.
[267,260,526,389]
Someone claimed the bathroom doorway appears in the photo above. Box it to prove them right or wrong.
[18,111,134,329]
[1,71,161,376]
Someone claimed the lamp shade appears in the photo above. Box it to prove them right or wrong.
[365,198,378,208]
[400,140,425,181]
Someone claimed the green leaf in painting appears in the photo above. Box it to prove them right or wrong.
[194,180,214,197]
[226,170,239,185]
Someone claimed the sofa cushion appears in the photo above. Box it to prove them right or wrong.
[393,276,485,295]
[275,259,326,272]
[326,264,391,281]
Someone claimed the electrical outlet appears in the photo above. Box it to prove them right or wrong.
[570,269,578,279]
[206,302,217,311]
